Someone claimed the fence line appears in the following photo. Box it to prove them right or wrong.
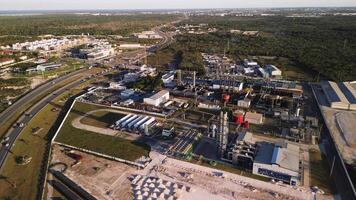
[53,142,146,168]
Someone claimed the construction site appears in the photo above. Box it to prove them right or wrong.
[47,143,326,200]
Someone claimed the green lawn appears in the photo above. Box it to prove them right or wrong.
[309,148,336,195]
[0,99,63,200]
[55,102,150,161]
[80,110,126,128]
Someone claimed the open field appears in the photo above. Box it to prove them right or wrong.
[55,102,150,161]
[80,110,126,128]
[47,144,134,200]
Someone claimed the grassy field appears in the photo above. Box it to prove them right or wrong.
[55,102,150,161]
[0,96,65,200]
[309,148,336,195]
[80,110,126,128]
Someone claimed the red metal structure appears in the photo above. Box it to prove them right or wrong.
[233,110,244,125]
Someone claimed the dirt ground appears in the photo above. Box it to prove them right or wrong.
[48,145,135,200]
[47,143,332,200]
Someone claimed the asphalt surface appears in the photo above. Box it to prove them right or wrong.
[0,68,85,127]
[0,70,88,171]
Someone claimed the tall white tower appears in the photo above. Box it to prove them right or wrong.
[217,111,229,158]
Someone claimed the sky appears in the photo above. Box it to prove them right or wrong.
[1,0,356,10]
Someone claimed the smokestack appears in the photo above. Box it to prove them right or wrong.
[193,71,196,89]
[177,70,182,86]
[296,107,300,117]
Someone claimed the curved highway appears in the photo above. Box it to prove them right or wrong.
[0,69,91,170]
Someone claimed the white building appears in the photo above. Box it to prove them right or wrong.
[144,90,170,107]
[237,98,251,108]
[198,102,221,110]
[253,142,300,185]
[265,65,282,77]
[245,112,263,124]
[119,44,145,49]
[211,82,244,92]
[87,48,114,60]
[109,82,126,90]
[135,31,163,39]
[162,127,174,137]
[12,37,88,52]
[244,59,258,66]
[161,71,175,84]
[36,63,61,72]
[243,67,255,74]
[120,99,134,106]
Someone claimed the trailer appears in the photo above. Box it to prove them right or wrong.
[164,100,174,107]
[133,116,150,130]
[139,117,156,131]
[115,114,133,126]
[120,115,138,128]
[128,116,145,130]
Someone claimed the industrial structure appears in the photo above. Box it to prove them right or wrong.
[217,111,229,157]
[112,114,156,135]
[253,142,300,186]
[321,81,356,111]
[144,90,170,107]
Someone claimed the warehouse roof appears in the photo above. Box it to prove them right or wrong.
[147,90,169,100]
[321,81,348,103]
[245,112,263,121]
[338,82,356,104]
[255,142,300,173]
[236,132,254,144]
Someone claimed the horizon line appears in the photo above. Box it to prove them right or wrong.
[1,6,356,12]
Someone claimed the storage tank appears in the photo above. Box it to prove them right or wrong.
[210,124,217,138]
[233,110,245,125]
[222,94,230,103]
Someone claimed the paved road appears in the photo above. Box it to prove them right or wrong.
[0,68,86,129]
[0,74,90,171]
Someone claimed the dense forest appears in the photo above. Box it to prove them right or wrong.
[128,75,163,92]
[151,15,356,82]
[0,14,179,45]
